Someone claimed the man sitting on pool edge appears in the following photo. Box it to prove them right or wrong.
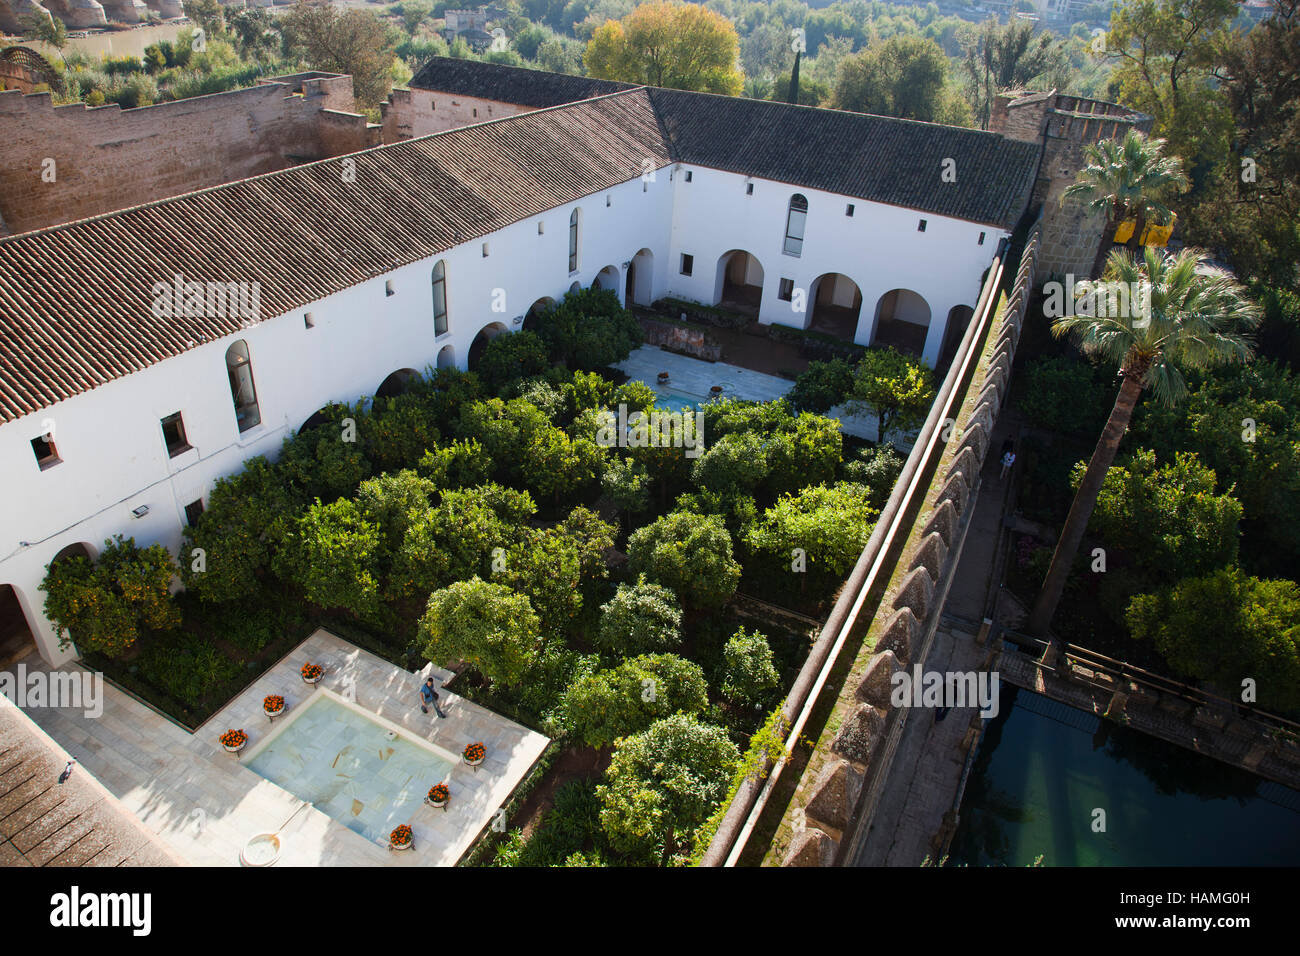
[418,676,447,718]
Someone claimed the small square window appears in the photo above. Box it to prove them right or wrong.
[606,194,612,207]
[684,170,692,183]
[184,499,205,528]
[746,182,754,195]
[31,434,60,469]
[161,412,190,458]
[978,231,986,245]
[680,253,694,276]
[304,312,315,329]
[918,219,927,232]
[385,279,394,297]
[846,204,855,216]
[482,242,490,257]
[778,278,794,301]
[538,221,545,235]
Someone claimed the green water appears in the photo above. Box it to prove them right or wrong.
[948,686,1300,866]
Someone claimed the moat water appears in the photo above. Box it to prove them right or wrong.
[948,686,1300,866]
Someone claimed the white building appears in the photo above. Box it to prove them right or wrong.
[0,69,1039,666]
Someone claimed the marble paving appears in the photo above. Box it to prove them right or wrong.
[17,630,549,866]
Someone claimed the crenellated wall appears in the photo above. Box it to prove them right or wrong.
[0,73,379,236]
[773,228,1042,867]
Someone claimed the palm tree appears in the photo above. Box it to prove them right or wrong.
[1063,130,1188,279]
[1025,246,1260,646]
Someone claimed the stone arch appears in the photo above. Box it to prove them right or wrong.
[870,288,932,356]
[937,305,976,372]
[0,583,38,669]
[593,264,620,295]
[627,248,654,307]
[469,320,510,369]
[523,296,555,332]
[807,273,863,342]
[714,249,764,316]
[375,368,420,400]
[567,280,581,295]
[436,344,457,370]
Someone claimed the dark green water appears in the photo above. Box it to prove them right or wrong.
[948,686,1300,866]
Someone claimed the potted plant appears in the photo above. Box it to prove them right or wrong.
[389,824,413,851]
[709,385,724,396]
[425,783,449,809]
[264,695,286,720]
[463,741,486,769]
[657,371,670,385]
[220,729,248,754]
[301,663,323,685]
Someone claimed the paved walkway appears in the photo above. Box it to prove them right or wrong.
[849,408,1020,866]
[18,630,548,866]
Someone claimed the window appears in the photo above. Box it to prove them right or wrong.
[432,260,448,336]
[225,340,261,432]
[978,231,986,245]
[746,182,754,195]
[160,412,190,457]
[304,312,315,329]
[918,219,927,232]
[431,99,436,109]
[31,434,60,469]
[784,194,808,256]
[538,221,544,235]
[606,194,611,207]
[568,208,581,273]
[482,242,490,257]
[385,279,394,297]
[846,204,855,217]
[184,499,205,528]
[778,278,794,301]
[680,253,694,276]
[472,108,477,118]
[684,170,692,182]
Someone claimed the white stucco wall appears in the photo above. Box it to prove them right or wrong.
[663,164,1002,362]
[0,156,1001,665]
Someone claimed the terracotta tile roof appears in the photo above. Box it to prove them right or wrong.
[647,87,1040,230]
[0,89,668,424]
[0,67,1041,425]
[410,56,636,109]
[0,703,182,866]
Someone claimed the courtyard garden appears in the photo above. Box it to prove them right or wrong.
[39,287,935,865]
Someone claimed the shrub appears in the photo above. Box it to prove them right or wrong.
[627,511,741,610]
[787,358,855,413]
[596,579,683,654]
[1016,356,1114,436]
[721,627,780,707]
[476,331,550,393]
[560,653,709,749]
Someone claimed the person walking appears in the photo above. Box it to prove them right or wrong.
[418,676,447,718]
[1000,444,1016,480]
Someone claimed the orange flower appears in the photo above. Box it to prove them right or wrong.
[220,729,247,748]
[390,824,413,845]
[428,784,449,803]
[463,742,486,762]
[264,695,285,712]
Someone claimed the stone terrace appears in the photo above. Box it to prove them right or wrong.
[18,630,548,866]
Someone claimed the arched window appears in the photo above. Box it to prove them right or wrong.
[225,340,261,432]
[432,260,448,336]
[784,194,808,257]
[568,208,581,273]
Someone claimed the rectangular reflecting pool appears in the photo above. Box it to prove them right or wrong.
[245,690,455,845]
[949,686,1300,866]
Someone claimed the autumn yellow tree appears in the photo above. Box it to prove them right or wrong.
[584,2,743,96]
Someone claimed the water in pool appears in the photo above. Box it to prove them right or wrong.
[650,388,703,413]
[948,686,1300,866]
[246,693,453,844]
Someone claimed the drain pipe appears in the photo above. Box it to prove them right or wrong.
[701,241,1008,866]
